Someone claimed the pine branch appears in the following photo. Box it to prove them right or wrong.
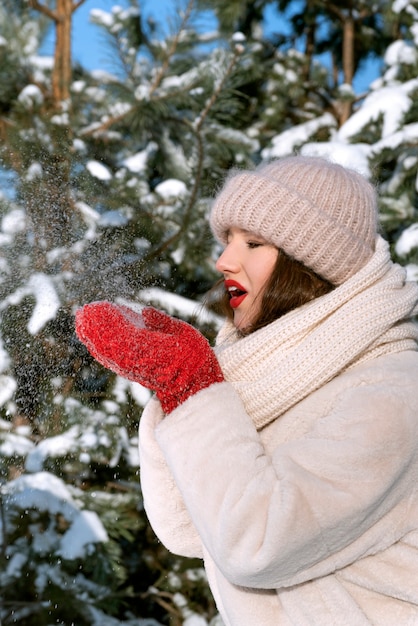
[144,44,244,261]
[326,2,370,23]
[195,43,244,132]
[81,0,196,137]
[72,0,87,11]
[141,588,183,620]
[29,0,87,19]
[28,0,58,21]
[148,0,195,97]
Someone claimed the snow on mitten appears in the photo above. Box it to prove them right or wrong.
[75,302,224,414]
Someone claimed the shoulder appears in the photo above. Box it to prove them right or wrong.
[261,350,418,449]
[332,350,418,411]
[308,349,418,416]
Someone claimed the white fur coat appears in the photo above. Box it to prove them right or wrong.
[138,238,418,625]
[139,350,418,625]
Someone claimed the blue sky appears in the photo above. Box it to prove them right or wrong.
[39,0,169,69]
[40,0,380,92]
[41,0,215,70]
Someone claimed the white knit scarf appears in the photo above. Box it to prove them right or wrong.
[214,236,418,430]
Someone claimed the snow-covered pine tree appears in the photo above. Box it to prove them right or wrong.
[0,1,256,623]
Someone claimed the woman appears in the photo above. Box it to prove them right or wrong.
[76,156,418,625]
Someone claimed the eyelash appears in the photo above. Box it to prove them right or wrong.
[247,241,263,249]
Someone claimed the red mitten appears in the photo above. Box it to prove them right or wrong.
[75,302,224,413]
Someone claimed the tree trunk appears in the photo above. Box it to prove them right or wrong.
[342,14,355,86]
[339,13,355,124]
[29,0,82,106]
[303,21,316,82]
[53,0,73,104]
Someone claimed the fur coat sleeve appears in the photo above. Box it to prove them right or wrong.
[141,352,418,590]
[138,397,203,558]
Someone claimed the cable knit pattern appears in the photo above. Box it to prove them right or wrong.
[215,236,418,430]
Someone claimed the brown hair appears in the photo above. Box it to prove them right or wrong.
[212,249,335,335]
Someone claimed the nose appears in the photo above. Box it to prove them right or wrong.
[215,243,240,274]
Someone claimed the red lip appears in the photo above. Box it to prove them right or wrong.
[224,279,248,309]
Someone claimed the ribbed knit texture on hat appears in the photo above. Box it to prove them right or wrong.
[210,156,378,285]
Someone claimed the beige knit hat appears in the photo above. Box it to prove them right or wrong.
[210,156,378,285]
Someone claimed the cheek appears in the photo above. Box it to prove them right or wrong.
[251,263,276,296]
[258,251,278,286]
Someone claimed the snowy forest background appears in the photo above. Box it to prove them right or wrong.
[0,0,418,624]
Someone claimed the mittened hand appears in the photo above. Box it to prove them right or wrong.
[75,302,224,414]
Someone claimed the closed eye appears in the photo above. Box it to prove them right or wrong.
[247,241,263,249]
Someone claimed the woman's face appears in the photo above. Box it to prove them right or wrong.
[215,227,278,331]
